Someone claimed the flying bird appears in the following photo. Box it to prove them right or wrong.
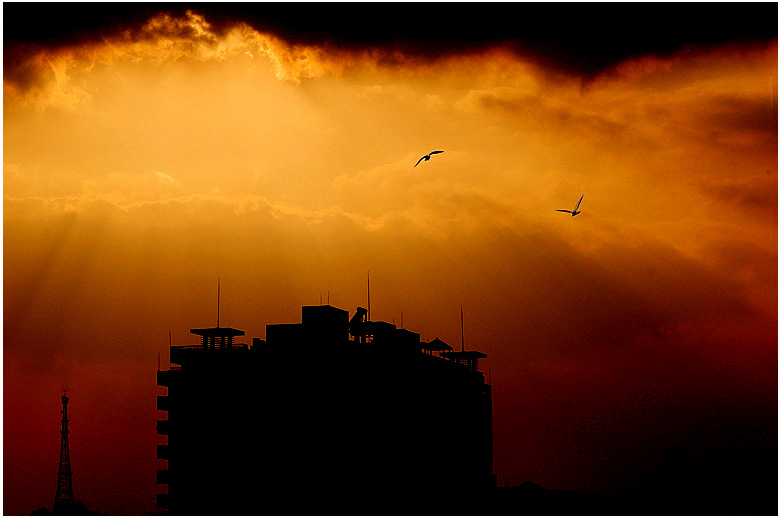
[414,150,444,167]
[555,193,585,217]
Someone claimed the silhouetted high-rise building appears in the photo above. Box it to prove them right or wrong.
[156,304,494,514]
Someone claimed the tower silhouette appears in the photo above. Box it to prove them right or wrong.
[54,393,75,513]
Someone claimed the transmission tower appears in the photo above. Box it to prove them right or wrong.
[54,392,75,513]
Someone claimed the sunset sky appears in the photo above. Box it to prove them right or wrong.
[3,3,777,515]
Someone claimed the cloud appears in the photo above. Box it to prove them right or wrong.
[2,50,93,111]
[697,173,778,215]
[139,10,217,42]
[456,86,543,115]
[154,171,180,186]
[3,10,348,110]
[703,93,778,136]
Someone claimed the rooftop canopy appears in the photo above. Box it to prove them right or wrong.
[424,337,453,351]
[190,327,245,338]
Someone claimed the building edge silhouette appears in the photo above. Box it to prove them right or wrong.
[156,304,494,515]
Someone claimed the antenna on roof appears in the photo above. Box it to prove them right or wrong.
[327,291,330,305]
[367,271,371,321]
[461,305,465,352]
[162,330,170,370]
[217,278,221,328]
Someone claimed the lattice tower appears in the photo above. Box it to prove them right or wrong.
[54,393,75,511]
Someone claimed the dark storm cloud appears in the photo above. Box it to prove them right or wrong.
[3,46,48,90]
[4,2,777,78]
[2,2,168,45]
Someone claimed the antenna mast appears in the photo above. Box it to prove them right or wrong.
[367,271,371,321]
[461,305,465,352]
[217,278,220,328]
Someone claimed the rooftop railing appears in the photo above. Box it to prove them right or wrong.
[171,343,249,351]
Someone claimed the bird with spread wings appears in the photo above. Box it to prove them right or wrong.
[555,193,585,217]
[414,150,444,167]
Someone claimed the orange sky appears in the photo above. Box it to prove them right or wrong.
[4,9,777,515]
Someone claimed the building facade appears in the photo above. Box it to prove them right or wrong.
[156,304,494,514]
